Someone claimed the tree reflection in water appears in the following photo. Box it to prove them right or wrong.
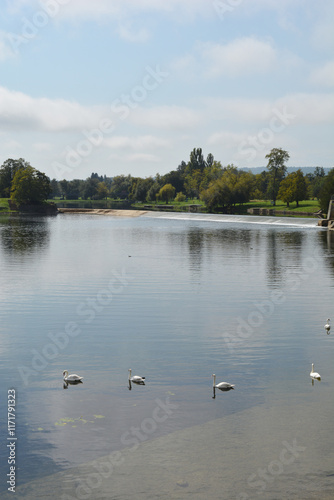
[0,215,50,254]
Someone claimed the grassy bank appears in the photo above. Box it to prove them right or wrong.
[238,199,321,215]
[0,198,11,211]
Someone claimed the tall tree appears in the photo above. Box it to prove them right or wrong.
[158,184,175,204]
[319,168,334,213]
[96,182,109,200]
[265,148,289,205]
[277,169,309,207]
[10,166,51,206]
[187,148,206,174]
[200,168,253,212]
[109,175,132,199]
[0,158,31,197]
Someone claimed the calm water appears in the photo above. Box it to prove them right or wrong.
[0,212,333,499]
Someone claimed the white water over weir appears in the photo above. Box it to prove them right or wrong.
[143,211,321,229]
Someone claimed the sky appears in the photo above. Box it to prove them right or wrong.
[0,0,333,181]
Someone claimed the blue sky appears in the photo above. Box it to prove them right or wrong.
[0,0,333,180]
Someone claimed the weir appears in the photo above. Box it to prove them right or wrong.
[143,211,320,229]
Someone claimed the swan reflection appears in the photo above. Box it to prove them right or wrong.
[63,380,83,389]
[324,318,330,334]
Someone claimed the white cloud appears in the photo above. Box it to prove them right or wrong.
[130,105,201,129]
[310,2,334,51]
[33,142,53,152]
[127,153,160,162]
[8,0,211,22]
[0,31,16,61]
[171,37,280,80]
[198,38,277,78]
[275,93,334,124]
[208,131,246,147]
[105,135,168,150]
[108,152,160,164]
[204,97,273,123]
[0,86,105,132]
[116,21,150,42]
[0,138,22,150]
[309,61,334,88]
[203,93,334,126]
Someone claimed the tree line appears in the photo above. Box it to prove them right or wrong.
[0,148,333,212]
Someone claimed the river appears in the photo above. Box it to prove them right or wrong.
[0,211,333,499]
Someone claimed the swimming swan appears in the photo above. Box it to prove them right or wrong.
[128,369,145,385]
[63,370,83,383]
[310,363,321,380]
[324,318,330,333]
[212,374,234,391]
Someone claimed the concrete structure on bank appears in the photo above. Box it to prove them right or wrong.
[318,196,334,230]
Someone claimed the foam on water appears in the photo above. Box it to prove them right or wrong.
[143,210,321,228]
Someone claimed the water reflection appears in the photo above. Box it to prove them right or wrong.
[63,380,83,389]
[187,229,205,271]
[324,318,331,334]
[266,230,306,287]
[0,215,50,254]
[318,230,334,279]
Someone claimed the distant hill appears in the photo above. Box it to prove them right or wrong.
[241,166,332,175]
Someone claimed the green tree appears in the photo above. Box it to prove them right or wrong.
[200,160,224,192]
[265,148,290,205]
[82,177,99,199]
[254,170,270,200]
[158,184,175,204]
[293,169,309,207]
[184,169,203,198]
[67,179,82,199]
[161,170,184,194]
[278,169,309,207]
[10,166,51,206]
[96,182,109,200]
[307,167,326,199]
[50,178,61,198]
[132,177,154,202]
[175,192,186,202]
[0,158,31,197]
[200,168,253,212]
[146,181,161,202]
[110,175,132,199]
[277,177,295,207]
[319,168,334,213]
[187,148,206,174]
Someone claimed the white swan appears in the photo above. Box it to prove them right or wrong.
[310,363,321,380]
[212,374,234,391]
[63,370,83,383]
[324,318,331,332]
[128,369,145,385]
